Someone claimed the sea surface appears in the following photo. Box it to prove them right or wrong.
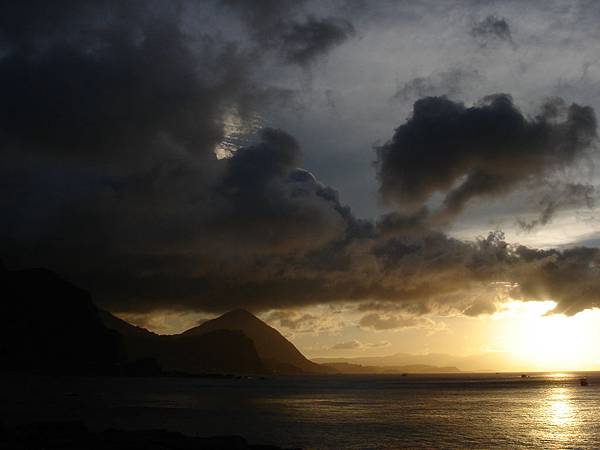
[2,372,600,449]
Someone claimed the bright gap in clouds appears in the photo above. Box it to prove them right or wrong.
[214,108,263,159]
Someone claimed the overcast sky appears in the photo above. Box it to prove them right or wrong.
[3,0,600,365]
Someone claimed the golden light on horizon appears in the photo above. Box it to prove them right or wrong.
[497,300,600,371]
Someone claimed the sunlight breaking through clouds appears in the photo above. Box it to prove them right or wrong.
[494,300,600,370]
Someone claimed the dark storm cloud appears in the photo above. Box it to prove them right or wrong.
[3,127,352,274]
[4,1,600,321]
[470,15,517,50]
[208,128,348,252]
[512,245,600,315]
[355,231,600,318]
[222,0,355,65]
[0,1,234,254]
[376,94,597,222]
[0,1,252,166]
[0,0,112,48]
[0,1,356,305]
[92,229,502,316]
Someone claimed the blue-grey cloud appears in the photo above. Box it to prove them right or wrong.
[376,94,597,222]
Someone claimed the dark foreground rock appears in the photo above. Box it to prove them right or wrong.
[0,421,301,450]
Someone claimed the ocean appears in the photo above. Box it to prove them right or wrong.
[2,372,599,449]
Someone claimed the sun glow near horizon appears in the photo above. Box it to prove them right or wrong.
[118,299,600,372]
[496,300,600,371]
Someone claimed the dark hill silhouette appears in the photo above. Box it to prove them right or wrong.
[162,330,265,374]
[101,308,332,374]
[0,265,122,374]
[0,264,263,375]
[181,309,334,374]
[1,262,327,376]
[99,310,157,339]
[99,310,265,374]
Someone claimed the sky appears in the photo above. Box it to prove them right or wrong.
[3,0,600,370]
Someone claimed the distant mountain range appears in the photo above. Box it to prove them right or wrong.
[322,362,460,374]
[315,351,527,373]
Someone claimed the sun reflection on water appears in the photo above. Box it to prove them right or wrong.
[544,373,569,379]
[549,399,572,426]
[546,387,575,427]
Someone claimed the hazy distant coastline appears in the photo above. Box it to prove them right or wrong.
[322,361,461,374]
[314,351,530,373]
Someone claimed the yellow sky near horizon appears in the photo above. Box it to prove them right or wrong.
[117,299,600,372]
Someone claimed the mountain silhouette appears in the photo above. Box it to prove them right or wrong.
[100,311,266,374]
[181,309,334,374]
[0,265,122,374]
[102,308,333,374]
[1,262,330,376]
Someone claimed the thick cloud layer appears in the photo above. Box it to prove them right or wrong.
[512,245,600,315]
[0,1,256,170]
[208,128,348,252]
[376,95,597,222]
[0,0,355,307]
[3,1,600,321]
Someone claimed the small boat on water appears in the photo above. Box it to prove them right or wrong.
[520,374,529,378]
[580,377,589,386]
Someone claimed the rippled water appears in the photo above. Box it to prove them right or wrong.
[2,373,600,448]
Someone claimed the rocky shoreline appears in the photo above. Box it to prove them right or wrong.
[0,421,301,450]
